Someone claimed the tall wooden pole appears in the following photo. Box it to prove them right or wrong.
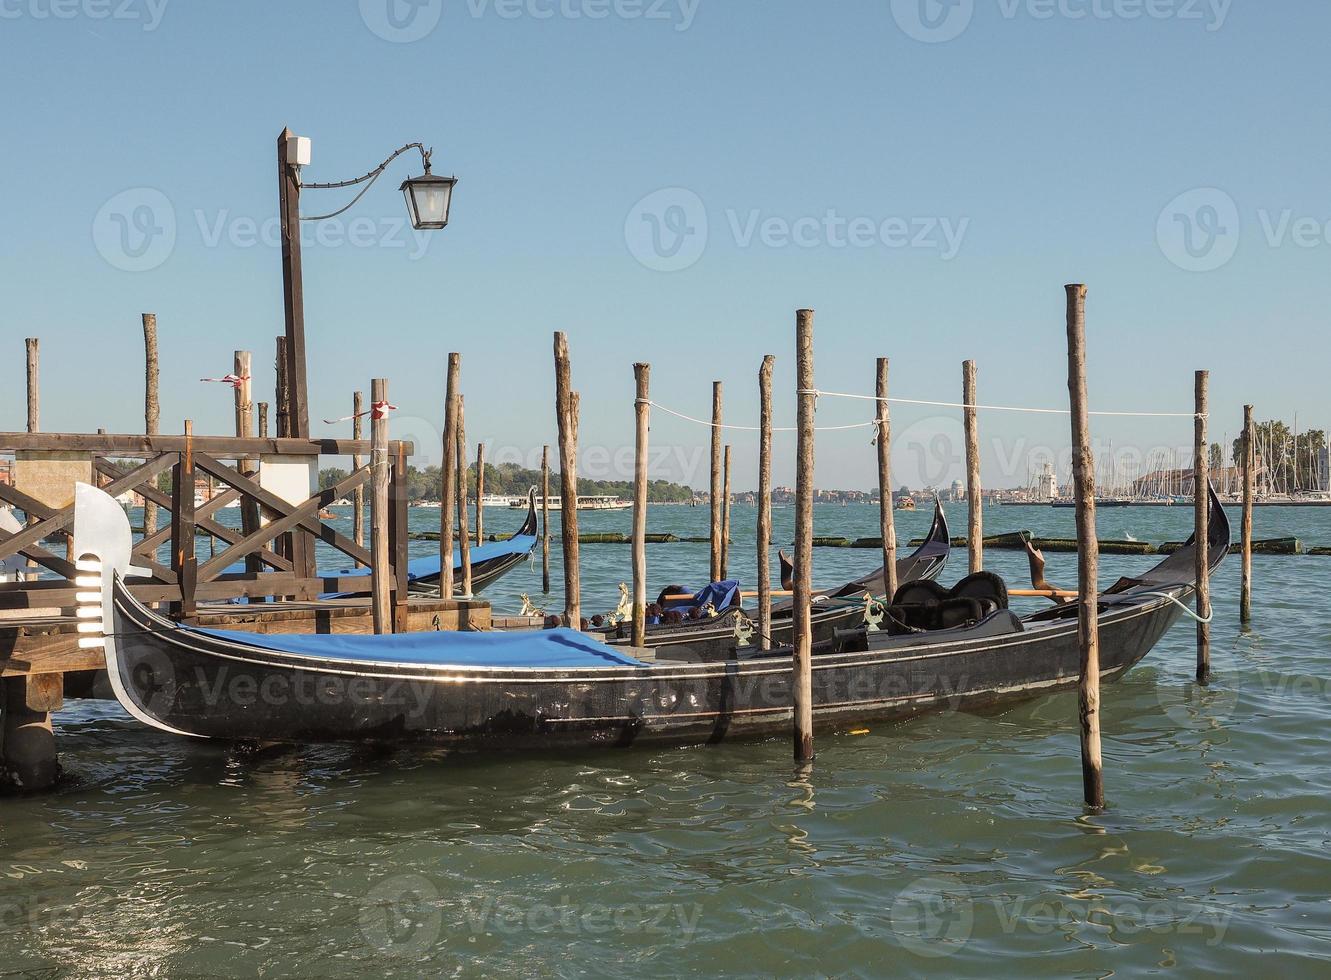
[709,381,723,583]
[25,338,38,433]
[370,378,391,634]
[632,363,651,647]
[541,445,551,594]
[793,310,816,764]
[554,332,581,628]
[876,357,898,602]
[720,445,732,579]
[963,359,982,573]
[352,391,366,567]
[456,395,473,597]
[257,403,269,438]
[440,355,459,599]
[234,351,260,574]
[1240,404,1254,624]
[142,314,160,539]
[275,336,290,438]
[475,442,485,544]
[277,127,309,439]
[757,355,774,650]
[1194,370,1211,683]
[1066,284,1103,810]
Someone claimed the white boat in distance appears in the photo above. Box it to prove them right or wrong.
[510,495,631,511]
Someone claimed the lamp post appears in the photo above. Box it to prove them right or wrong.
[275,127,458,439]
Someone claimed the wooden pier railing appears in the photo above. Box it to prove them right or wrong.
[0,431,415,619]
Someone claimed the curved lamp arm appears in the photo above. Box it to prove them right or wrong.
[299,142,434,222]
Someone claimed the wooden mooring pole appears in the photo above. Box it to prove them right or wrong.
[757,355,775,650]
[257,402,269,438]
[632,363,651,647]
[143,314,159,538]
[1240,404,1254,624]
[541,445,551,594]
[1065,284,1103,810]
[1195,370,1211,683]
[370,378,391,634]
[964,358,982,573]
[1,674,61,790]
[475,442,485,545]
[440,354,460,599]
[793,310,816,764]
[710,381,723,583]
[876,357,898,603]
[456,395,473,597]
[554,332,581,627]
[352,391,366,566]
[720,445,732,580]
[25,337,39,433]
[234,352,261,574]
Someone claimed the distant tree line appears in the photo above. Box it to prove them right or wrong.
[318,461,695,503]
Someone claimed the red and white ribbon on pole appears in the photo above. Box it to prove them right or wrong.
[321,400,398,425]
[200,374,250,389]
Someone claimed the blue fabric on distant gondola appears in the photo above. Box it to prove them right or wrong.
[221,534,537,603]
[184,624,649,668]
[662,580,740,612]
[329,534,537,583]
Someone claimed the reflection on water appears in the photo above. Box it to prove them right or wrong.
[3,503,1330,974]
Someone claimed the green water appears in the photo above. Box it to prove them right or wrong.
[2,503,1329,976]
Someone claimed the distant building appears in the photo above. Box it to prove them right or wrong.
[950,479,964,501]
[1035,463,1058,502]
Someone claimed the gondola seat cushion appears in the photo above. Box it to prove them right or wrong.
[948,571,1009,614]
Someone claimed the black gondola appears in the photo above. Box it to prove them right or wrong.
[597,498,951,660]
[325,488,538,598]
[73,482,1228,750]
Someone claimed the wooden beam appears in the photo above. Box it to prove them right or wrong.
[191,453,371,567]
[0,432,410,457]
[192,466,370,582]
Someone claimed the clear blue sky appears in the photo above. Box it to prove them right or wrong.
[2,0,1326,490]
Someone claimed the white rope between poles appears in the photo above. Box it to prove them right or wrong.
[800,389,1206,419]
[641,400,875,433]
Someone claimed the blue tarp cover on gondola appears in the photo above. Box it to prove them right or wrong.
[184,625,649,669]
[330,534,537,583]
[661,580,741,612]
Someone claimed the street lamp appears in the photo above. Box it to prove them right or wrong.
[275,128,456,441]
[401,166,457,231]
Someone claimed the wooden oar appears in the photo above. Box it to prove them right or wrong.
[1009,587,1079,599]
[660,590,793,601]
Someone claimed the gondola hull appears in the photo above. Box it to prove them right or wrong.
[73,482,1227,752]
[103,578,1186,748]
